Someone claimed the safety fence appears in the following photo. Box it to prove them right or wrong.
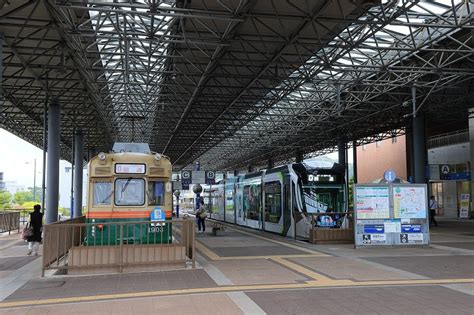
[309,212,354,244]
[42,218,195,276]
[0,211,21,234]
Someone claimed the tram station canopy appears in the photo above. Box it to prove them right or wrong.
[1,0,473,170]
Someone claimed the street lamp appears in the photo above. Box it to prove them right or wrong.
[173,190,181,218]
[25,158,37,201]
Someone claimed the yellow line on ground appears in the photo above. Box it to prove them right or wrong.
[216,254,321,260]
[271,257,333,282]
[1,278,474,309]
[225,226,328,256]
[194,240,221,260]
[195,239,324,261]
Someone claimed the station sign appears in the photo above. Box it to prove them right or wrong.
[181,170,192,190]
[205,171,215,185]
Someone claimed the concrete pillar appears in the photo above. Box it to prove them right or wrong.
[45,99,60,224]
[468,108,474,214]
[295,150,303,163]
[73,131,84,218]
[352,140,358,184]
[413,115,426,183]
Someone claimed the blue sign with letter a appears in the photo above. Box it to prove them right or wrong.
[151,207,165,221]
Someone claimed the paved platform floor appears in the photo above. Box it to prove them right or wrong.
[0,218,472,314]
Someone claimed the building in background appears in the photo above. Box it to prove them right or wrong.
[427,130,470,218]
[356,135,407,183]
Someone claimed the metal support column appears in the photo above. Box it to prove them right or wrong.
[295,150,303,163]
[45,99,60,224]
[338,138,348,211]
[338,139,346,168]
[73,131,84,218]
[412,86,426,184]
[352,140,358,184]
[267,158,274,169]
[413,116,426,183]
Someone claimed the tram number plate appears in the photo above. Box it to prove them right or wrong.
[148,226,164,233]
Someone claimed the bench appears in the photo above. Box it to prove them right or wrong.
[210,221,225,236]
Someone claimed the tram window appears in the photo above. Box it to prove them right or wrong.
[148,181,165,206]
[93,181,112,206]
[114,178,145,206]
[264,181,282,224]
[243,183,261,220]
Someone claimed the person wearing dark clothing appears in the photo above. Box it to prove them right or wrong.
[196,199,206,233]
[27,204,43,256]
[429,196,438,227]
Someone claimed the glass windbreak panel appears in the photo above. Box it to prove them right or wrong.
[93,181,112,205]
[265,181,282,223]
[148,181,165,206]
[115,178,145,206]
[243,183,261,220]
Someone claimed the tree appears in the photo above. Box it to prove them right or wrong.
[14,190,34,205]
[0,190,12,209]
[22,201,37,211]
[13,187,41,205]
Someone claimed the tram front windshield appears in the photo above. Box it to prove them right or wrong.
[302,174,344,213]
[115,178,145,206]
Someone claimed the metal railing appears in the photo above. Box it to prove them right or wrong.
[3,208,30,225]
[427,129,469,149]
[309,212,354,244]
[42,218,195,276]
[0,211,21,234]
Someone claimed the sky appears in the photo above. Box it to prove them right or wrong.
[0,128,45,188]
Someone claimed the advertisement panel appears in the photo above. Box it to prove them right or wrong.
[459,194,470,219]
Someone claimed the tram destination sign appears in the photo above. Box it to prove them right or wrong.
[115,163,146,174]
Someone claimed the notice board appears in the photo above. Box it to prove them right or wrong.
[354,184,430,248]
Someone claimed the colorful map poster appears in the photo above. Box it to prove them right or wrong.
[355,186,390,219]
[393,186,427,219]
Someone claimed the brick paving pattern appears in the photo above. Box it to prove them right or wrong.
[246,285,474,315]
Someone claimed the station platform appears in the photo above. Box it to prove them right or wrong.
[0,218,473,314]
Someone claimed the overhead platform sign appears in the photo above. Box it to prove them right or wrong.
[181,170,192,190]
[354,183,429,248]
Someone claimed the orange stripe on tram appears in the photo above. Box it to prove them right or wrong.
[87,210,172,219]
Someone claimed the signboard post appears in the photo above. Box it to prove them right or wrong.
[354,183,429,248]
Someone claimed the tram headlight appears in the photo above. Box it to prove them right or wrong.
[154,153,162,161]
[98,152,106,161]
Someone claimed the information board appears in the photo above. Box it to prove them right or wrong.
[354,184,429,248]
[355,186,390,219]
[393,186,427,219]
